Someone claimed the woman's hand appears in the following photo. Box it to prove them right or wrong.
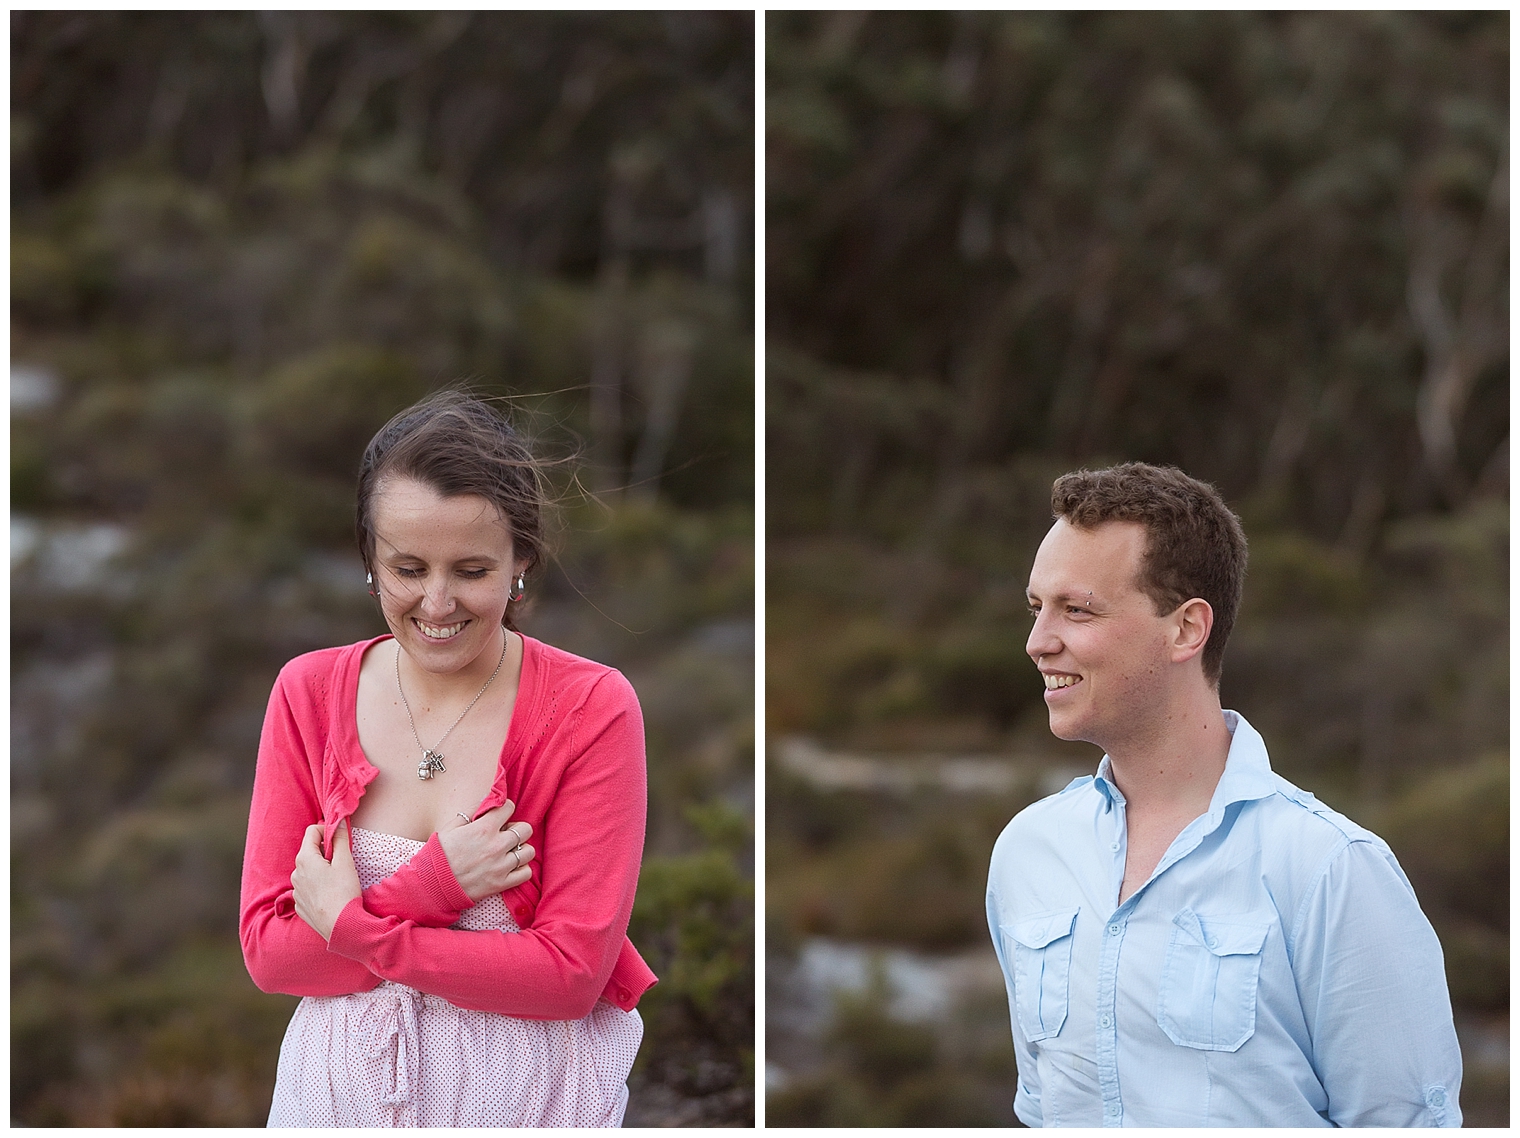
[292,821,362,941]
[438,801,537,903]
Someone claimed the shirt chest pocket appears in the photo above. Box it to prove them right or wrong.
[1002,908,1079,1043]
[1156,908,1272,1052]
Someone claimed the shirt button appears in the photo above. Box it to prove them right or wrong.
[1207,936,1219,949]
[1110,841,1120,851]
[1100,1014,1112,1027]
[1108,924,1120,935]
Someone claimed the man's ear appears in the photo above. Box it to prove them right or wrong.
[1170,598,1214,666]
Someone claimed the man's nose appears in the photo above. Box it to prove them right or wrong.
[1026,608,1057,662]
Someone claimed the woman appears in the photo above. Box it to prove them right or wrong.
[239,391,656,1127]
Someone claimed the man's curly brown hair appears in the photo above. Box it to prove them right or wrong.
[1051,462,1247,685]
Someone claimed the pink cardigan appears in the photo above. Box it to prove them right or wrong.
[239,633,658,1019]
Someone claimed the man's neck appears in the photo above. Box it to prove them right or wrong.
[1103,687,1232,822]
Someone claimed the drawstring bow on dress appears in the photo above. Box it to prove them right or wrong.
[368,985,424,1125]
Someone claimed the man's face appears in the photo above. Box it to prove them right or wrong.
[1024,518,1176,750]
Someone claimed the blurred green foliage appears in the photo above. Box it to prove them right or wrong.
[769,765,1025,950]
[1375,756,1508,1010]
[766,11,1505,1126]
[768,965,1012,1127]
[769,13,1505,532]
[627,802,754,1120]
[12,11,752,1126]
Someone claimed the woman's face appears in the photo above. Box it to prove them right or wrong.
[368,475,525,676]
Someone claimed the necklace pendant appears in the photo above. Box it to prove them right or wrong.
[416,750,446,781]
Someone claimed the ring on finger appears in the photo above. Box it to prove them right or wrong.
[509,847,522,871]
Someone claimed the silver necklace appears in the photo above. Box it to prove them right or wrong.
[396,632,508,781]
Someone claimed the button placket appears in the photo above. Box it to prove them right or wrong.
[1095,912,1126,1126]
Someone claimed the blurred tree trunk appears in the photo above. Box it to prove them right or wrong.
[590,179,632,496]
[703,188,738,286]
[1406,145,1508,506]
[258,13,308,145]
[629,318,696,503]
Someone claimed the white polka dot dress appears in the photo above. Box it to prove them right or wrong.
[267,828,644,1128]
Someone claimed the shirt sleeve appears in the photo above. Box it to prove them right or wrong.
[325,671,648,1021]
[1289,838,1463,1127]
[987,881,1044,1127]
[238,667,382,998]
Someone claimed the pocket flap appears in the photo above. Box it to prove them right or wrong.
[1007,907,1080,950]
[1173,908,1271,956]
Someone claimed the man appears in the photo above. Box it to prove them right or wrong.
[986,462,1462,1127]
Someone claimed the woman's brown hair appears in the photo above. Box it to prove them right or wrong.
[356,390,547,630]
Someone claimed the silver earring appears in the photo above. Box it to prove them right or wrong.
[367,572,378,598]
[508,574,526,603]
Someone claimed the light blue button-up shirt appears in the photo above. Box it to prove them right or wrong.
[986,711,1462,1127]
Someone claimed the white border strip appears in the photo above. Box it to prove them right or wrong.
[751,9,768,1128]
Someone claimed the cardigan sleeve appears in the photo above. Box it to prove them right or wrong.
[326,669,648,1020]
[238,663,382,997]
[359,835,474,926]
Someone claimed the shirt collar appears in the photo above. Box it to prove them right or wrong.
[1208,710,1278,811]
[1091,710,1276,812]
[1092,754,1122,807]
